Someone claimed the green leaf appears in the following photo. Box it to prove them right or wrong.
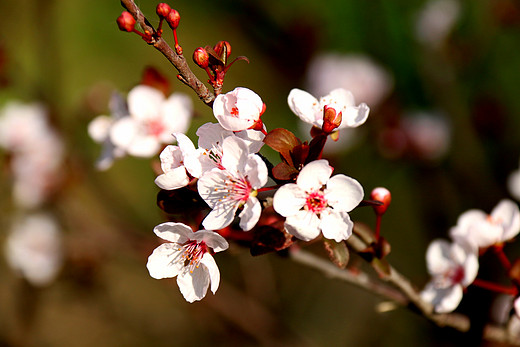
[323,238,350,269]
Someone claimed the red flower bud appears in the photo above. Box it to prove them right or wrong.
[322,106,342,133]
[371,187,391,215]
[214,41,232,62]
[166,9,180,29]
[156,3,171,18]
[116,11,136,32]
[193,47,209,68]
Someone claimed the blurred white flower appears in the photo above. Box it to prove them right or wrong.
[0,101,65,208]
[401,111,451,160]
[415,0,461,48]
[146,222,228,303]
[450,199,520,250]
[4,213,63,286]
[421,239,478,313]
[273,159,364,242]
[508,160,520,202]
[306,53,393,108]
[109,85,193,158]
[197,136,268,231]
[212,87,265,132]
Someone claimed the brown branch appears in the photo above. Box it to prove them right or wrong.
[120,0,214,106]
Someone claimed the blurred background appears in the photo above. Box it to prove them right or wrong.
[1,0,520,346]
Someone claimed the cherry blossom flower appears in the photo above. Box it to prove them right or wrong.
[0,101,65,208]
[197,136,268,231]
[508,160,520,202]
[273,159,364,242]
[287,88,369,132]
[109,85,193,157]
[146,222,229,303]
[415,0,461,48]
[5,213,63,286]
[212,87,265,132]
[420,239,478,313]
[88,91,128,170]
[450,199,520,250]
[306,53,393,108]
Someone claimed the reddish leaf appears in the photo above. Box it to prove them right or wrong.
[141,66,170,96]
[263,128,301,167]
[323,239,350,269]
[272,162,299,181]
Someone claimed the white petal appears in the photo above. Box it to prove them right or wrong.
[284,210,321,241]
[153,222,194,243]
[325,174,364,212]
[202,205,237,231]
[492,199,520,242]
[191,230,229,252]
[127,85,164,121]
[154,167,189,190]
[174,133,196,155]
[221,136,249,174]
[515,297,520,317]
[287,88,321,126]
[272,184,306,217]
[239,197,261,231]
[425,239,454,276]
[196,122,232,149]
[200,253,221,294]
[339,103,370,128]
[421,282,463,313]
[126,135,161,157]
[88,116,112,143]
[297,159,333,192]
[158,145,183,173]
[177,266,210,302]
[244,154,268,189]
[161,93,193,135]
[109,117,138,149]
[146,243,184,279]
[235,129,265,153]
[319,210,353,242]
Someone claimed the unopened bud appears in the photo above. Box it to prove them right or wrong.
[371,187,391,215]
[156,3,171,18]
[214,41,232,62]
[117,11,136,32]
[322,106,342,133]
[193,47,209,68]
[166,9,180,29]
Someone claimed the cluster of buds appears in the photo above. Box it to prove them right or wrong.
[193,41,249,93]
[116,3,182,54]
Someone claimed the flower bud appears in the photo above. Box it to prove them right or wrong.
[371,187,391,215]
[193,47,209,68]
[322,106,342,133]
[166,9,180,29]
[214,41,232,62]
[156,3,171,18]
[117,11,136,32]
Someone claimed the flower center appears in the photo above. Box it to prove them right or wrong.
[230,106,240,116]
[147,119,165,137]
[486,215,503,226]
[225,175,252,203]
[305,190,328,214]
[180,240,208,273]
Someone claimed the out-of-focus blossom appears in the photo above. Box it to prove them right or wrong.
[197,136,268,231]
[401,112,451,161]
[212,87,265,132]
[306,53,393,108]
[273,159,364,242]
[515,297,520,318]
[421,239,478,313]
[450,199,520,250]
[146,222,228,303]
[88,92,128,170]
[109,85,193,158]
[508,160,520,202]
[4,213,63,286]
[415,0,461,48]
[0,101,65,208]
[288,88,369,132]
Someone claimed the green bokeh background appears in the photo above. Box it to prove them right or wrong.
[1,0,520,346]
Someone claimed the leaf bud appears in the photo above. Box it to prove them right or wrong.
[116,11,136,32]
[214,41,232,62]
[322,105,342,133]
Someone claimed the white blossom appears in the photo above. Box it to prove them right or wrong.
[197,136,268,231]
[415,0,461,48]
[212,87,265,132]
[273,159,364,242]
[109,85,193,158]
[5,213,63,286]
[287,88,369,131]
[146,222,229,303]
[421,239,478,313]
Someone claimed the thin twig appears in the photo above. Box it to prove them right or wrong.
[120,0,214,106]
